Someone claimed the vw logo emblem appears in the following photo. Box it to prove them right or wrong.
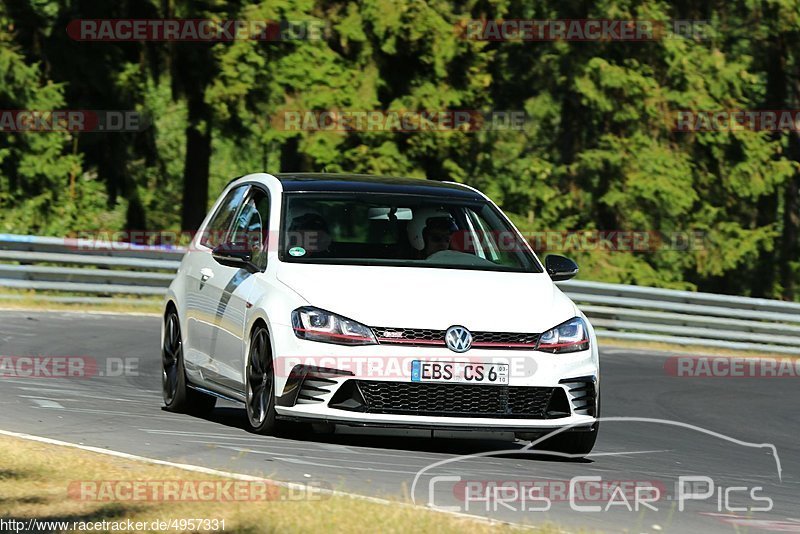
[445,325,472,353]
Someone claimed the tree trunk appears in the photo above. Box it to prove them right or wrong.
[779,131,800,300]
[751,193,777,297]
[180,92,212,232]
[752,34,788,297]
[279,136,302,172]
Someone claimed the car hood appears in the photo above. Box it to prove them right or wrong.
[275,262,577,332]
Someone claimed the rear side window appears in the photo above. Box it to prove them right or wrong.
[200,185,249,249]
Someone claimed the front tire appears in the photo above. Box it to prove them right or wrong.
[535,426,598,457]
[537,390,600,458]
[162,309,216,416]
[245,324,279,434]
[528,393,600,458]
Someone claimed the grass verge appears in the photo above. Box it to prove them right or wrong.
[0,434,552,534]
[0,289,162,315]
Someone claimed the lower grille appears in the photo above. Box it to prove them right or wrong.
[330,380,565,419]
[559,376,597,417]
[277,365,352,407]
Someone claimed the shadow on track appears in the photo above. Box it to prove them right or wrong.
[162,405,592,463]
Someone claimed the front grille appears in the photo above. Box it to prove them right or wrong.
[341,380,562,418]
[371,327,540,349]
[372,327,444,344]
[473,331,540,346]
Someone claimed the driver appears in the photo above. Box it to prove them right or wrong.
[287,210,332,256]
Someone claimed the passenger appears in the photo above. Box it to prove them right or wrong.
[421,216,458,257]
[407,208,459,258]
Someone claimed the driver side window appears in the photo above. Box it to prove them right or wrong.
[229,188,270,270]
[200,185,250,249]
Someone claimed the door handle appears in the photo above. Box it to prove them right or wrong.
[199,268,214,282]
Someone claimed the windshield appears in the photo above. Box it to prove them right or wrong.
[279,193,541,273]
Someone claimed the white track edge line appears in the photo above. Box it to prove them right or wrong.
[0,428,528,530]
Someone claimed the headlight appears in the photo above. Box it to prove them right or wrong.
[291,306,377,346]
[537,317,590,353]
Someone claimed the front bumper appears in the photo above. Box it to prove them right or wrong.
[270,323,599,430]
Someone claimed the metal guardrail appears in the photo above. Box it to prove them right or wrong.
[560,280,800,354]
[0,234,182,302]
[1,234,798,354]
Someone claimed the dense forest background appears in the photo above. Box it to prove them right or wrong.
[1,0,799,299]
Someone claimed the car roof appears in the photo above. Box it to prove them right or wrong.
[275,173,483,200]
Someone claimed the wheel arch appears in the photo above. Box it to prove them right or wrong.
[163,298,178,317]
[161,298,179,350]
[243,313,275,390]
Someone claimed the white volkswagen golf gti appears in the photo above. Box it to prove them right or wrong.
[162,173,600,454]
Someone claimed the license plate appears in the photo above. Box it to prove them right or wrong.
[410,360,508,385]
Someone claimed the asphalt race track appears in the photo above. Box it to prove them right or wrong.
[0,310,797,532]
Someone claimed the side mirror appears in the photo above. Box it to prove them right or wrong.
[545,254,579,281]
[212,242,260,273]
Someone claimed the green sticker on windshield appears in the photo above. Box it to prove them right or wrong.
[288,246,306,257]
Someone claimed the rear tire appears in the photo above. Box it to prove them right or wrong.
[245,324,280,435]
[162,309,217,416]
